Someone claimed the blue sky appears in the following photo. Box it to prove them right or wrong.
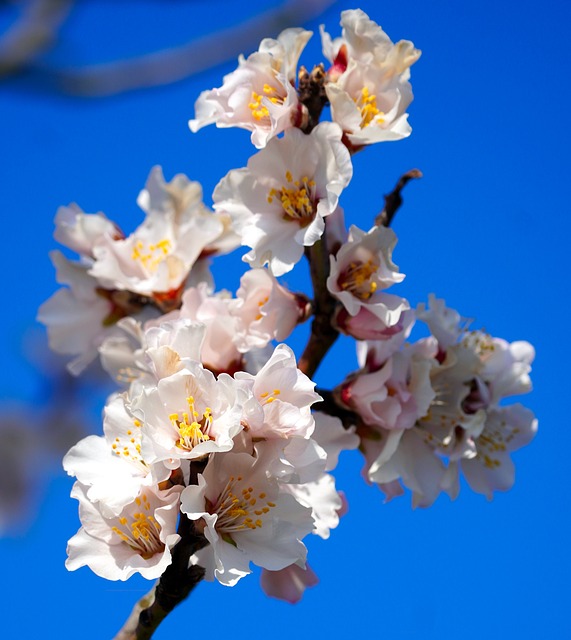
[1,1,570,638]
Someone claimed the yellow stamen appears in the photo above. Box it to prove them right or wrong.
[131,238,172,273]
[338,259,379,300]
[248,84,284,121]
[355,86,385,128]
[268,173,317,225]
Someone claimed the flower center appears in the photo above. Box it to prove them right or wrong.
[268,171,316,226]
[170,396,213,451]
[131,238,172,273]
[111,419,147,472]
[111,494,164,560]
[260,388,281,404]
[338,259,379,300]
[255,295,269,321]
[248,84,284,121]
[355,87,385,128]
[209,475,276,536]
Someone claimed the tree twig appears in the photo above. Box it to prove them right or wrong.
[298,233,339,379]
[114,462,208,640]
[375,168,422,227]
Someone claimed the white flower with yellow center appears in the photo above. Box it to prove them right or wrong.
[236,344,322,440]
[458,404,537,499]
[89,215,217,299]
[180,447,314,586]
[213,122,352,276]
[131,364,244,469]
[66,483,182,581]
[63,393,170,517]
[88,168,223,299]
[229,268,306,352]
[321,9,420,147]
[327,224,408,327]
[137,165,239,259]
[189,28,312,148]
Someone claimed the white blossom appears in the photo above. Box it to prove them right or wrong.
[236,344,322,440]
[229,268,306,352]
[190,28,312,148]
[327,224,408,328]
[131,364,244,469]
[63,393,170,517]
[321,9,420,147]
[213,122,352,276]
[66,483,182,581]
[181,447,314,586]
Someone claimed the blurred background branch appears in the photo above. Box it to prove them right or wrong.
[0,0,74,76]
[0,0,337,96]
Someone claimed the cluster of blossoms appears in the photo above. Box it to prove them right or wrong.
[38,8,536,630]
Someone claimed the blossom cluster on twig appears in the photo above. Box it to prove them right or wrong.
[38,9,537,639]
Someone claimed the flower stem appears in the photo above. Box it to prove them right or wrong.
[298,234,339,379]
[114,464,208,640]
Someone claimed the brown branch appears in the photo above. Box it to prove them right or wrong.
[375,168,422,228]
[114,462,208,640]
[298,234,339,379]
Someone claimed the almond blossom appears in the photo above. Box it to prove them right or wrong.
[213,122,353,276]
[137,165,240,261]
[327,224,409,331]
[53,203,121,258]
[236,344,322,440]
[456,404,537,499]
[89,191,222,301]
[98,317,206,388]
[37,10,539,634]
[66,483,182,581]
[189,28,312,148]
[342,341,436,432]
[37,250,133,375]
[229,268,308,352]
[321,9,421,147]
[364,299,537,504]
[181,447,314,586]
[161,284,244,375]
[131,364,244,469]
[63,393,170,517]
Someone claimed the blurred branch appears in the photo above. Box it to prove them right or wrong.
[57,0,338,96]
[0,0,74,76]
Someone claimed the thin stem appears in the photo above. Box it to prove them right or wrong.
[375,169,422,228]
[114,462,208,640]
[298,233,339,379]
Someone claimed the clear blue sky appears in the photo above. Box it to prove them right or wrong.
[1,1,570,638]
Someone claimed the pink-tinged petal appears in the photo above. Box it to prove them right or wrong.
[261,563,319,603]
